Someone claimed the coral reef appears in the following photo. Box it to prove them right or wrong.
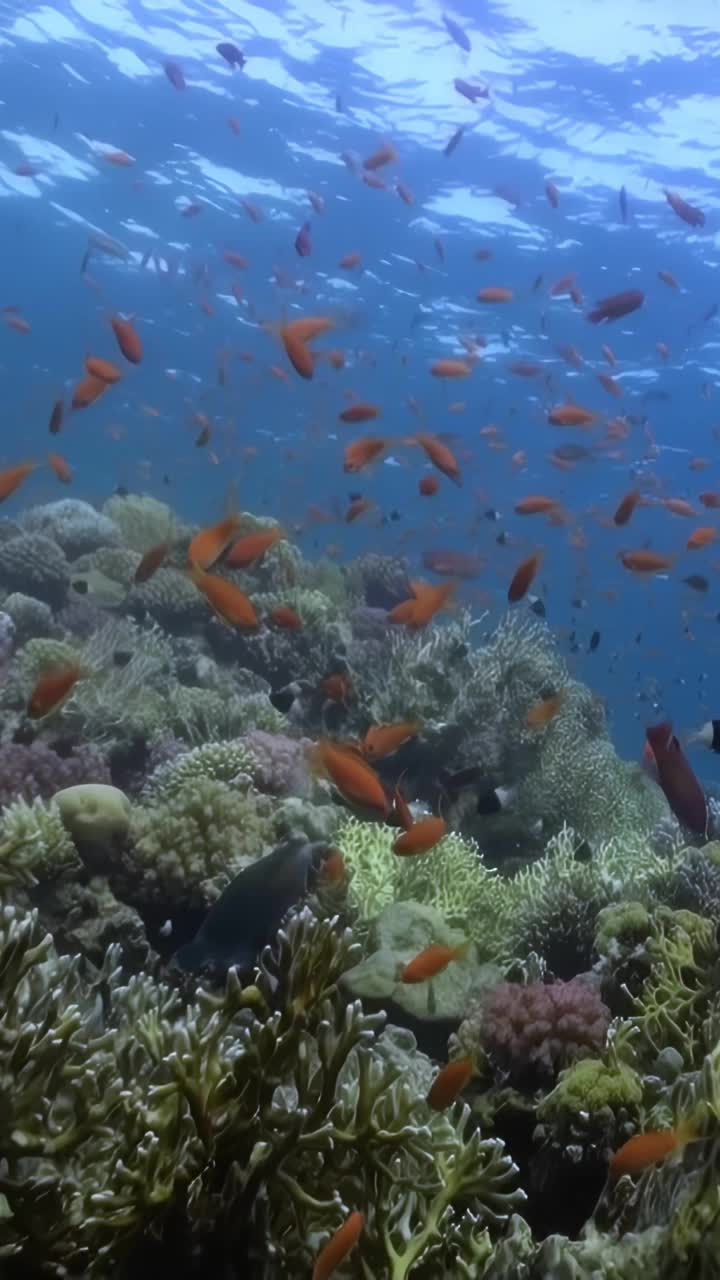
[477,978,610,1085]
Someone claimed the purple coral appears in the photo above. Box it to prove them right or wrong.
[0,741,110,811]
[241,729,313,796]
[479,979,610,1084]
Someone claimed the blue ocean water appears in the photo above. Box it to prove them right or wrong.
[1,0,719,762]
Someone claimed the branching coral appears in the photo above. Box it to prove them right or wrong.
[0,902,524,1277]
[0,797,81,885]
[477,979,610,1085]
[140,740,259,804]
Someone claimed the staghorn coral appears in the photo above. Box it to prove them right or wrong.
[140,739,259,804]
[477,979,610,1086]
[0,533,70,608]
[124,778,278,908]
[337,815,510,959]
[0,901,524,1277]
[0,796,80,885]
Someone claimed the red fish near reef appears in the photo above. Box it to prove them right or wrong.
[28,665,84,719]
[414,433,462,484]
[610,1123,695,1180]
[645,721,707,834]
[664,189,704,228]
[426,1056,474,1110]
[312,1211,364,1280]
[587,290,644,324]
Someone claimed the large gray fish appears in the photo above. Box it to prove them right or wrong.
[175,837,330,974]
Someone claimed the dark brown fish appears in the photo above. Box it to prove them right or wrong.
[645,722,707,834]
[587,290,644,324]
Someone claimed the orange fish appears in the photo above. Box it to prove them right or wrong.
[699,491,720,508]
[28,665,83,719]
[134,542,170,583]
[664,498,696,517]
[345,497,375,523]
[6,315,31,334]
[602,344,616,366]
[85,355,123,384]
[414,432,462,485]
[419,474,439,497]
[613,490,641,527]
[269,605,303,629]
[327,349,345,369]
[393,815,447,857]
[388,580,455,628]
[508,552,543,603]
[320,847,347,885]
[362,721,419,759]
[223,249,249,269]
[392,784,414,832]
[620,549,674,574]
[427,1057,474,1110]
[526,693,564,727]
[312,739,389,816]
[188,515,242,570]
[597,373,622,398]
[550,273,576,297]
[280,315,333,380]
[548,404,596,427]
[363,142,397,171]
[656,341,670,361]
[48,452,72,484]
[225,527,286,568]
[0,460,36,502]
[343,436,386,473]
[187,566,258,629]
[401,942,468,984]
[477,287,513,303]
[103,149,134,166]
[71,375,108,410]
[339,402,380,424]
[111,314,143,364]
[227,115,241,134]
[48,398,64,435]
[430,359,472,378]
[687,527,717,550]
[609,1123,695,1180]
[312,1211,364,1280]
[339,251,361,270]
[658,269,678,289]
[396,181,414,205]
[515,495,559,516]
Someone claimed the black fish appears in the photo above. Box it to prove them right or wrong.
[217,41,246,68]
[444,125,465,157]
[589,630,601,652]
[619,185,628,223]
[175,838,327,974]
[684,574,709,593]
[442,13,471,51]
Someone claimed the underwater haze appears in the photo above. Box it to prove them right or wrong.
[3,0,720,756]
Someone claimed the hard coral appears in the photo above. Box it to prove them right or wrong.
[0,740,110,811]
[22,498,120,558]
[479,979,610,1085]
[140,739,259,804]
[0,902,524,1277]
[0,533,70,608]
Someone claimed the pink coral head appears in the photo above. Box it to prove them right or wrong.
[479,979,609,1085]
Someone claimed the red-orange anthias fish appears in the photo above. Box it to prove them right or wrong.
[269,605,303,630]
[339,251,361,270]
[586,290,644,324]
[619,549,674,574]
[225,527,286,569]
[515,495,560,516]
[610,1121,696,1180]
[345,497,375,523]
[111,314,143,364]
[48,452,72,484]
[388,580,455,628]
[72,375,108,410]
[646,722,706,834]
[613,490,641,527]
[311,739,389,816]
[320,847,346,885]
[187,567,258,629]
[361,721,420,759]
[687,526,717,550]
[343,436,387,473]
[339,402,381,424]
[401,941,468,984]
[430,358,472,378]
[312,1211,364,1280]
[28,664,84,719]
[320,673,353,703]
[477,286,513,303]
[663,188,704,227]
[279,315,334,380]
[547,403,597,427]
[187,515,241,570]
[414,432,462,485]
[664,497,696,517]
[85,355,123,384]
[508,552,543,603]
[419,474,440,496]
[134,542,170,584]
[426,1057,474,1110]
[393,815,447,856]
[363,142,397,171]
[0,461,37,502]
[526,693,564,727]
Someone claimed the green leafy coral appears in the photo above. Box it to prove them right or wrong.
[0,901,524,1277]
